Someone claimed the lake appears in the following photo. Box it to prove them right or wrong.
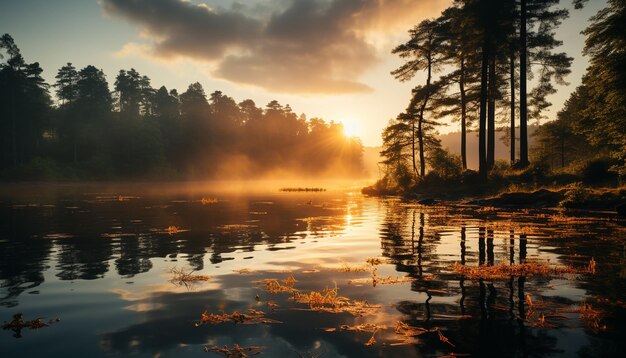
[1,183,625,357]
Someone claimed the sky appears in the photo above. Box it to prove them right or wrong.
[0,0,607,146]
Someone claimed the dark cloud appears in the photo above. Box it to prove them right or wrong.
[101,0,445,94]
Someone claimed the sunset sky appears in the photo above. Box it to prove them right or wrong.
[0,0,606,146]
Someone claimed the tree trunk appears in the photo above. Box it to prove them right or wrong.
[519,0,529,167]
[487,53,496,170]
[479,44,489,176]
[460,58,468,170]
[411,119,418,178]
[510,44,516,165]
[561,137,565,168]
[418,118,424,178]
[417,53,433,179]
[11,86,17,167]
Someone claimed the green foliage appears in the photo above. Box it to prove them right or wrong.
[0,33,365,180]
[6,157,61,180]
[391,162,414,190]
[560,183,593,208]
[487,160,512,182]
[110,119,165,176]
[0,34,51,169]
[427,148,463,180]
[578,0,626,175]
[582,158,619,185]
[384,0,624,189]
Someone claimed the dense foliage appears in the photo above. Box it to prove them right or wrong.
[0,35,364,180]
[534,0,626,177]
[379,0,624,190]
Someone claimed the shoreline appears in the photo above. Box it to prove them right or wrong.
[362,185,626,216]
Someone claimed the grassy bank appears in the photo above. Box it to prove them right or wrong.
[362,162,626,215]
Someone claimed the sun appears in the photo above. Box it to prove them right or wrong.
[341,120,359,138]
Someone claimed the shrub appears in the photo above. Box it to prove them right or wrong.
[394,162,413,189]
[427,148,462,180]
[12,157,62,180]
[582,158,618,185]
[560,183,593,208]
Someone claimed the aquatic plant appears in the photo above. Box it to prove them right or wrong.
[203,344,266,357]
[393,321,455,347]
[279,188,326,192]
[196,308,280,326]
[2,313,60,338]
[578,302,606,333]
[451,261,584,279]
[169,267,211,287]
[200,197,219,205]
[261,275,298,293]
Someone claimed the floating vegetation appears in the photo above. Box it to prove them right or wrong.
[348,272,414,287]
[196,309,280,326]
[203,344,266,357]
[451,261,586,279]
[169,267,211,287]
[337,263,370,273]
[262,275,298,293]
[218,224,257,232]
[339,323,388,333]
[92,195,139,202]
[200,197,219,205]
[521,294,571,329]
[324,320,455,348]
[579,302,606,333]
[260,274,380,316]
[293,286,341,309]
[2,313,59,338]
[394,321,430,342]
[393,321,455,347]
[587,257,597,274]
[292,286,381,316]
[150,226,190,235]
[279,187,326,192]
[338,257,385,273]
[233,268,255,274]
[339,258,411,286]
[365,257,384,266]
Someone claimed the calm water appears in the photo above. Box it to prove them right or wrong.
[1,183,625,357]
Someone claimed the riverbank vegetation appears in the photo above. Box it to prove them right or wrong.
[369,0,625,207]
[0,34,364,181]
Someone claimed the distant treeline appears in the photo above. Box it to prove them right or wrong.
[380,0,625,188]
[0,34,364,180]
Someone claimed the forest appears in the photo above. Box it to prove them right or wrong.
[0,34,364,180]
[375,0,625,194]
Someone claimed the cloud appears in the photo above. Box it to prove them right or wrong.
[101,0,447,94]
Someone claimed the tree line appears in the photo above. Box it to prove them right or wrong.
[380,0,624,186]
[0,34,364,180]
[534,0,625,179]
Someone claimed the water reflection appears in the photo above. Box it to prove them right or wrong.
[0,187,625,357]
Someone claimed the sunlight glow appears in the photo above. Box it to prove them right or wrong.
[341,119,360,138]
